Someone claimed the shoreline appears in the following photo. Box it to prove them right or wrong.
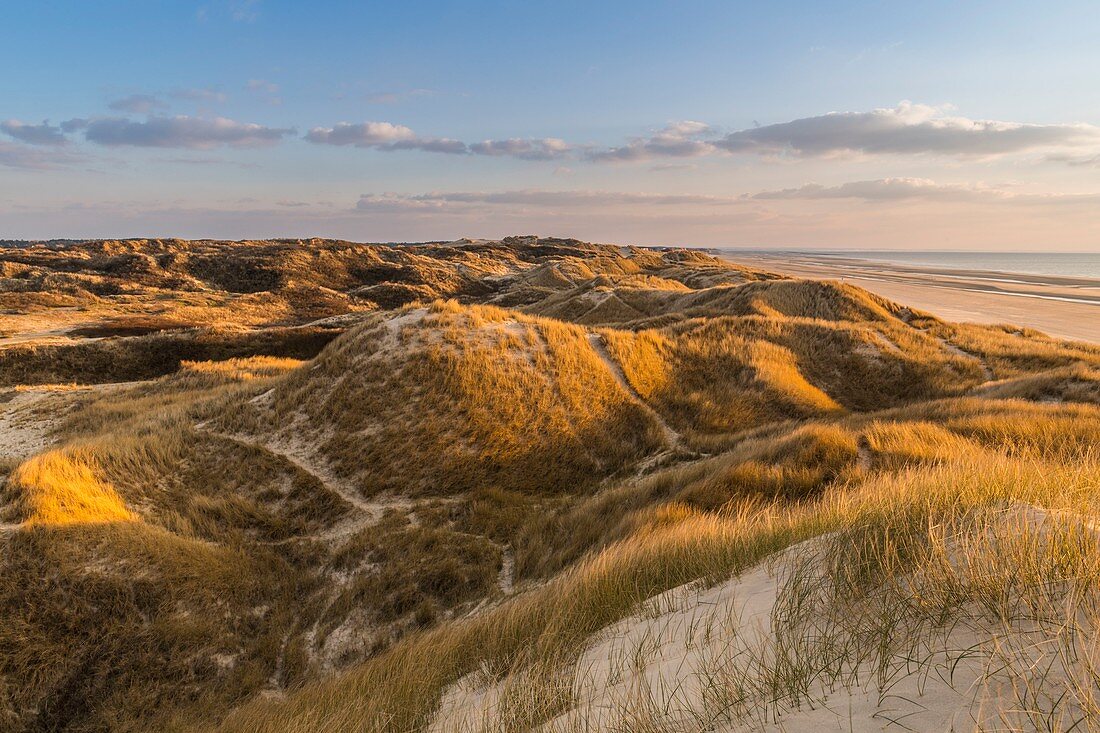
[718,251,1100,344]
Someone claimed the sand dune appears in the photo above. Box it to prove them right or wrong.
[722,252,1099,344]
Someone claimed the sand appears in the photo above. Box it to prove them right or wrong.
[721,252,1099,344]
[429,522,1090,733]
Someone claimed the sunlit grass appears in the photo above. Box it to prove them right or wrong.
[9,448,136,525]
[2,240,1099,732]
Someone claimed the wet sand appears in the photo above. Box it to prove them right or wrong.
[719,251,1100,344]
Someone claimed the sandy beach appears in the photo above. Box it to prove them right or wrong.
[721,251,1099,344]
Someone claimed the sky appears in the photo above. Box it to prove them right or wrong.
[2,1,1099,250]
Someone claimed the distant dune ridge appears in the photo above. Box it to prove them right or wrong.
[0,236,1098,732]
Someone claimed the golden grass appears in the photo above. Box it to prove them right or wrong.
[8,448,136,525]
[0,357,340,731]
[860,419,983,470]
[222,302,667,499]
[974,362,1100,404]
[211,446,1097,733]
[930,321,1100,377]
[2,240,1099,732]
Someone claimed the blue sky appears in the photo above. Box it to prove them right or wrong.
[2,0,1099,248]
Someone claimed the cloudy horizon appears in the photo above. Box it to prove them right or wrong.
[3,1,1099,250]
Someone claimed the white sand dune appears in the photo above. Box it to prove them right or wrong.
[431,513,1095,733]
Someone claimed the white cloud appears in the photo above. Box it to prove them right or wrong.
[577,104,1100,164]
[749,177,1100,206]
[586,121,715,162]
[308,123,573,159]
[469,138,571,160]
[72,116,294,148]
[389,137,467,154]
[1,119,67,146]
[305,121,465,154]
[714,102,1100,158]
[1046,153,1100,168]
[305,121,417,146]
[108,94,169,114]
[354,181,1100,218]
[355,189,741,212]
[750,178,995,202]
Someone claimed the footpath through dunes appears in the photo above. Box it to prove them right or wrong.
[2,237,1100,733]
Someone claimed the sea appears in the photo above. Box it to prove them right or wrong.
[723,250,1100,280]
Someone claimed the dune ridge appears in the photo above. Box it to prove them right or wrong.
[0,237,1097,732]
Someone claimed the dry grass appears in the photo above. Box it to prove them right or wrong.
[207,396,1100,733]
[0,357,326,731]
[0,325,337,387]
[928,321,1100,377]
[1,238,1098,732]
[7,448,137,525]
[221,302,668,499]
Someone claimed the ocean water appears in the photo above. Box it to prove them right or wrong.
[810,251,1100,279]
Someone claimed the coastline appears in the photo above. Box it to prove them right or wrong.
[718,251,1100,344]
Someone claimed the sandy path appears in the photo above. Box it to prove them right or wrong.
[193,425,408,542]
[587,332,683,450]
[0,390,60,534]
[498,547,515,595]
[0,389,61,461]
[934,334,995,381]
[857,435,873,471]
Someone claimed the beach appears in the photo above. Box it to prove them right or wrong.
[721,251,1100,344]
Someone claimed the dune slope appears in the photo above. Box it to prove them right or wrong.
[0,236,1097,733]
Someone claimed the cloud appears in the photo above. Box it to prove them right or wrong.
[0,141,81,169]
[60,118,88,133]
[469,138,571,160]
[308,123,570,159]
[305,121,415,145]
[586,121,716,162]
[714,102,1100,158]
[649,162,698,172]
[72,116,293,148]
[576,104,1100,163]
[356,189,741,212]
[749,178,996,202]
[108,94,169,114]
[354,182,1100,219]
[305,121,465,154]
[1046,153,1100,168]
[749,177,1100,207]
[1,119,67,146]
[169,87,228,104]
[246,79,279,94]
[389,137,467,154]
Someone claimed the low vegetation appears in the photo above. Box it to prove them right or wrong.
[0,236,1096,732]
